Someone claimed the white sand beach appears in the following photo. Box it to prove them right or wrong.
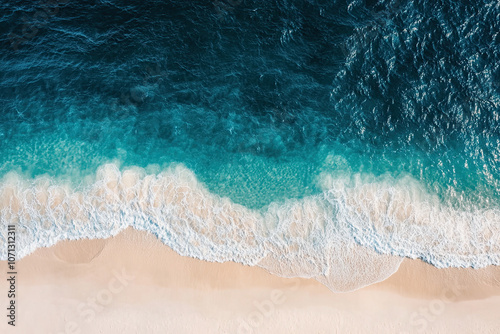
[1,227,500,334]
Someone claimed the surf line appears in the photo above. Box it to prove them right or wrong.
[6,224,16,327]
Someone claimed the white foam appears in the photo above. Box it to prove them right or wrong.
[319,172,500,268]
[1,163,498,291]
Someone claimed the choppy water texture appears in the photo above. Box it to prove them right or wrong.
[0,0,499,291]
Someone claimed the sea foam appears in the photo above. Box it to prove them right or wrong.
[1,163,499,291]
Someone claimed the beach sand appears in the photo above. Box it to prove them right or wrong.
[1,227,499,333]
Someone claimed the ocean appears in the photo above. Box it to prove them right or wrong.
[1,0,499,291]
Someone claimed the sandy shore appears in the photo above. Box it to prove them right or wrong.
[1,227,500,333]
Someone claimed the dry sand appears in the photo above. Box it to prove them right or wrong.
[1,227,499,333]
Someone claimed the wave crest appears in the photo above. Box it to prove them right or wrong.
[2,163,499,290]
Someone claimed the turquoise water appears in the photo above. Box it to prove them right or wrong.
[2,95,498,209]
[1,0,499,290]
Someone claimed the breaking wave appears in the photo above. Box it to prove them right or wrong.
[2,163,499,291]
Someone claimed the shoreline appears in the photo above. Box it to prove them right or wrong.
[2,227,500,333]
